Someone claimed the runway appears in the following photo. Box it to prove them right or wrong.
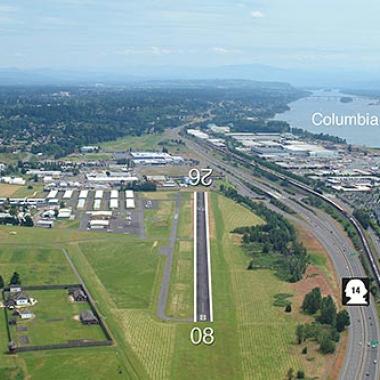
[194,191,213,322]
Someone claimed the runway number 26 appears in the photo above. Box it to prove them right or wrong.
[190,327,215,346]
[188,168,213,187]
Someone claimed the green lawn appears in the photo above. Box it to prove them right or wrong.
[166,192,193,319]
[8,289,105,347]
[100,134,166,152]
[13,184,44,198]
[78,240,159,309]
[144,192,176,242]
[0,226,138,380]
[0,246,76,285]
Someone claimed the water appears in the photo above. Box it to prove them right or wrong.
[274,89,380,147]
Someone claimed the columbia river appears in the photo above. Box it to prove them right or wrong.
[274,89,380,147]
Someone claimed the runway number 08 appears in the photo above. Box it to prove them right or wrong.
[190,327,215,346]
[188,168,213,187]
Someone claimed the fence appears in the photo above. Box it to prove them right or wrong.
[2,283,113,353]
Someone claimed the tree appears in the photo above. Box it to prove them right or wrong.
[22,215,34,227]
[9,272,21,285]
[336,310,350,332]
[296,324,305,344]
[319,296,337,326]
[0,275,4,289]
[320,336,335,354]
[353,209,370,229]
[296,370,305,379]
[302,287,322,314]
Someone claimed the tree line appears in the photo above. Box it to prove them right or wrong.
[220,184,309,282]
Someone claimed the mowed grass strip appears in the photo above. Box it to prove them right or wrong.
[167,192,193,319]
[213,193,302,380]
[116,309,176,380]
[144,198,175,242]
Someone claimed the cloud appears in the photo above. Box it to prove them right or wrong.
[117,47,175,56]
[212,47,230,54]
[211,47,242,55]
[250,10,264,18]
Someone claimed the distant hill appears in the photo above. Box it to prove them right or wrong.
[0,64,379,89]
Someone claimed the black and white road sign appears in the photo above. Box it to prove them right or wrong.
[342,277,370,306]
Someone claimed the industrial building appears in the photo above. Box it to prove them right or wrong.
[187,129,209,139]
[130,152,184,165]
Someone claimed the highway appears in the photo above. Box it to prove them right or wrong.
[184,134,380,379]
[194,191,213,323]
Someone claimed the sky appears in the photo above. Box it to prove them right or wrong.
[1,0,380,72]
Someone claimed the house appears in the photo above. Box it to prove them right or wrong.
[5,289,35,309]
[80,310,98,325]
[9,285,22,293]
[16,309,34,320]
[69,288,87,302]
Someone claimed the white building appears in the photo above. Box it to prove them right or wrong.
[57,208,72,218]
[126,198,135,209]
[63,189,74,199]
[110,190,119,199]
[109,198,118,209]
[79,190,89,199]
[187,129,209,139]
[125,190,134,198]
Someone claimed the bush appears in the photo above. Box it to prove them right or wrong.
[320,336,335,354]
[296,370,305,379]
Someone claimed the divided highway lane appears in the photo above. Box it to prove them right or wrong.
[194,191,213,322]
[184,136,379,379]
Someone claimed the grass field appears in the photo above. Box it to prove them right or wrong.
[166,192,193,319]
[7,289,106,347]
[0,246,76,285]
[13,184,45,198]
[0,227,138,380]
[0,184,22,197]
[100,134,166,152]
[0,190,340,379]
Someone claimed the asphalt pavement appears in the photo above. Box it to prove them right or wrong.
[194,191,213,322]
